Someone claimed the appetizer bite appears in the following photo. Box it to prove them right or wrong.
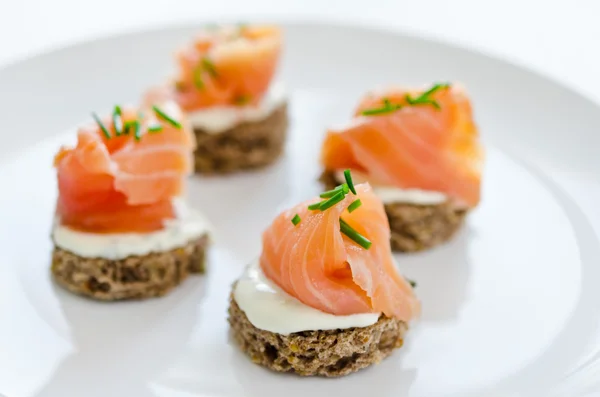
[51,101,209,300]
[147,24,288,174]
[229,173,420,377]
[320,83,483,252]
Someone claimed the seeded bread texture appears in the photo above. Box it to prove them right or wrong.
[228,294,408,377]
[320,171,467,252]
[51,234,208,301]
[193,102,288,174]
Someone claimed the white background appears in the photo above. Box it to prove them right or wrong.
[0,0,599,103]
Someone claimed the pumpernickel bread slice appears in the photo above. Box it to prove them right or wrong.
[228,294,408,377]
[320,170,467,252]
[51,234,208,301]
[193,102,288,174]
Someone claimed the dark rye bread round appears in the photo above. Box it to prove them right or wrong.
[193,102,288,174]
[228,295,408,377]
[51,235,208,301]
[320,171,467,252]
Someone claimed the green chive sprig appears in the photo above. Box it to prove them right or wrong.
[361,100,402,116]
[308,202,322,210]
[92,113,111,139]
[407,279,417,288]
[304,169,372,250]
[152,105,182,129]
[318,191,346,211]
[234,94,251,105]
[148,124,163,133]
[339,218,372,249]
[192,57,219,90]
[347,199,362,213]
[132,120,142,141]
[291,214,301,226]
[405,82,450,110]
[361,82,451,116]
[202,57,218,77]
[344,169,357,195]
[320,183,349,198]
[193,68,204,89]
[112,105,123,136]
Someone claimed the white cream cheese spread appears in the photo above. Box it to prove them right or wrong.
[52,200,210,260]
[233,260,380,335]
[187,82,286,133]
[333,169,447,205]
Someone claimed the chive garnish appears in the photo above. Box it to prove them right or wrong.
[92,113,111,139]
[152,106,182,129]
[112,105,123,136]
[174,81,187,91]
[407,279,417,288]
[320,184,349,198]
[148,124,163,133]
[361,103,401,116]
[202,57,218,77]
[193,67,204,89]
[343,169,357,195]
[132,120,142,141]
[405,82,450,110]
[339,218,372,249]
[291,214,301,226]
[362,82,452,115]
[234,94,251,105]
[308,202,322,211]
[347,199,362,213]
[318,191,346,211]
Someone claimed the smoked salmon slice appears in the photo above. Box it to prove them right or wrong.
[54,101,195,233]
[321,83,483,208]
[260,181,420,322]
[159,24,282,111]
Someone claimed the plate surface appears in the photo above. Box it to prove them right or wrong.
[1,22,600,397]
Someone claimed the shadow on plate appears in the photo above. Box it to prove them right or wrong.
[228,342,418,397]
[396,226,474,324]
[32,272,209,397]
[188,158,293,265]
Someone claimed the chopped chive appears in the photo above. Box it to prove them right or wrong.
[152,105,182,129]
[291,214,301,226]
[361,105,401,116]
[112,105,123,136]
[148,124,163,133]
[320,183,348,198]
[339,218,372,249]
[344,169,357,195]
[318,191,346,211]
[407,279,417,288]
[421,82,450,98]
[202,57,218,77]
[193,67,204,89]
[404,83,450,110]
[174,81,187,91]
[308,202,322,211]
[234,94,251,105]
[92,113,111,139]
[122,120,135,135]
[347,199,362,213]
[133,120,142,141]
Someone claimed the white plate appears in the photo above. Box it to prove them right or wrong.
[1,21,600,397]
